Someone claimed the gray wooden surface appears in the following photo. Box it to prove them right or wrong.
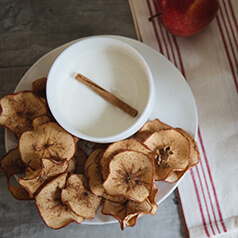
[0,1,187,237]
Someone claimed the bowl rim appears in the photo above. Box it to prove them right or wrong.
[46,36,154,143]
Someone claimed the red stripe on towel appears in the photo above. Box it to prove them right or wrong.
[152,0,178,66]
[190,168,211,237]
[195,165,216,235]
[165,31,179,68]
[198,129,227,233]
[146,0,164,54]
[219,1,238,67]
[222,0,238,50]
[156,18,171,60]
[171,35,186,77]
[227,0,238,46]
[176,189,190,238]
[197,147,222,234]
[216,15,238,93]
[170,20,227,236]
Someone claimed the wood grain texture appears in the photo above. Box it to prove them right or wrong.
[0,1,186,237]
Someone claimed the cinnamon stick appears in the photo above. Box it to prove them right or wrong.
[75,73,138,117]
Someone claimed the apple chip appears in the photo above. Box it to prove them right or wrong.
[19,158,69,197]
[19,122,76,170]
[144,129,190,181]
[84,149,105,178]
[100,138,154,180]
[8,185,31,200]
[87,150,125,203]
[0,91,47,138]
[102,199,152,230]
[103,151,154,203]
[35,173,84,229]
[61,174,101,219]
[135,119,172,141]
[123,214,141,229]
[25,166,40,179]
[32,115,51,130]
[147,183,158,215]
[73,147,87,174]
[32,77,47,98]
[0,148,31,200]
[0,148,25,180]
[67,159,76,173]
[176,128,199,168]
[163,128,199,183]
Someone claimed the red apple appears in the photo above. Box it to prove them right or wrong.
[150,0,219,36]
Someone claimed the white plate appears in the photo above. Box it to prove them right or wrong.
[5,35,198,225]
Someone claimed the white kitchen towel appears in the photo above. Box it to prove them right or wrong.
[128,0,238,237]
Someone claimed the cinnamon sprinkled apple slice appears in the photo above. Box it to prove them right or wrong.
[32,77,47,99]
[0,148,31,200]
[0,91,47,138]
[103,151,154,203]
[61,174,101,220]
[100,138,154,180]
[176,128,199,169]
[102,198,152,230]
[19,122,76,170]
[164,128,200,183]
[134,118,172,142]
[144,129,190,181]
[147,182,158,215]
[32,115,51,130]
[87,149,125,203]
[19,158,69,197]
[84,149,105,178]
[73,147,87,174]
[35,173,84,229]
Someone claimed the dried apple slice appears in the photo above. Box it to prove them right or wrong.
[0,91,47,138]
[124,200,151,228]
[8,185,31,200]
[144,129,190,181]
[100,138,154,180]
[73,148,87,174]
[67,159,76,173]
[163,171,186,183]
[0,148,25,180]
[164,128,199,183]
[25,166,40,179]
[102,199,152,230]
[176,128,199,168]
[32,115,51,130]
[19,158,69,197]
[103,151,154,203]
[135,119,172,141]
[35,173,84,229]
[0,148,31,200]
[123,214,141,229]
[147,182,158,215]
[32,77,47,98]
[19,122,76,170]
[87,151,125,203]
[61,174,101,219]
[84,149,105,178]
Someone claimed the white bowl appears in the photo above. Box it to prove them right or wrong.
[46,36,154,143]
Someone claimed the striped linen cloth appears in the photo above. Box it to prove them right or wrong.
[128,0,238,237]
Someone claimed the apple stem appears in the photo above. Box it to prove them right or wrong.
[148,13,162,22]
